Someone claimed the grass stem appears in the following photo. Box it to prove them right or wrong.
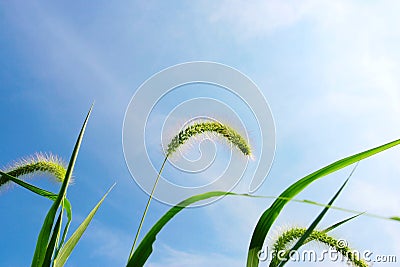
[128,156,168,261]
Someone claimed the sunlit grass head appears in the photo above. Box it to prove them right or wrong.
[0,152,68,189]
[270,227,368,267]
[166,120,251,157]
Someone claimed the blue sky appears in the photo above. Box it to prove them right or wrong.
[1,1,400,266]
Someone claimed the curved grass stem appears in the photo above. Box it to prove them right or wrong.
[128,156,168,261]
[128,121,251,265]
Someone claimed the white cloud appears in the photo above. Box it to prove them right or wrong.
[205,0,400,141]
[205,0,400,41]
[206,0,315,38]
[346,179,400,215]
[82,221,131,265]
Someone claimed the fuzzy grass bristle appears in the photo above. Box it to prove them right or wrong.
[270,227,368,267]
[166,121,251,157]
[0,152,68,188]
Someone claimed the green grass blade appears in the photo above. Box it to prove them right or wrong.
[289,214,362,252]
[322,213,362,233]
[53,183,115,267]
[270,209,362,266]
[4,167,381,266]
[127,191,235,267]
[31,105,92,267]
[43,210,63,267]
[128,157,168,261]
[276,178,349,267]
[127,189,399,266]
[245,193,396,223]
[247,138,400,267]
[55,210,72,259]
[276,163,358,267]
[4,167,391,246]
[54,198,73,260]
[0,170,73,228]
[0,171,59,199]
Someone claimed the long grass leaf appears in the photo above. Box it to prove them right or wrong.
[276,178,349,267]
[0,170,73,230]
[0,171,59,199]
[128,186,399,267]
[127,191,235,267]
[322,213,362,233]
[54,183,115,267]
[276,163,358,267]
[43,211,63,267]
[294,213,362,248]
[55,211,72,258]
[251,194,394,222]
[128,157,168,261]
[3,169,391,240]
[247,138,400,267]
[269,213,362,266]
[31,105,92,267]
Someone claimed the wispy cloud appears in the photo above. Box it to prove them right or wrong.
[205,0,314,38]
[148,244,243,267]
[82,220,131,266]
[193,1,400,265]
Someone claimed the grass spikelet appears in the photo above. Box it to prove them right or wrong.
[129,120,251,261]
[166,121,251,157]
[0,153,68,188]
[270,227,368,267]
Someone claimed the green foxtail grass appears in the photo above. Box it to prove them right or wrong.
[166,121,251,156]
[0,153,67,189]
[247,138,400,267]
[128,120,251,262]
[270,227,367,267]
[4,105,400,267]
